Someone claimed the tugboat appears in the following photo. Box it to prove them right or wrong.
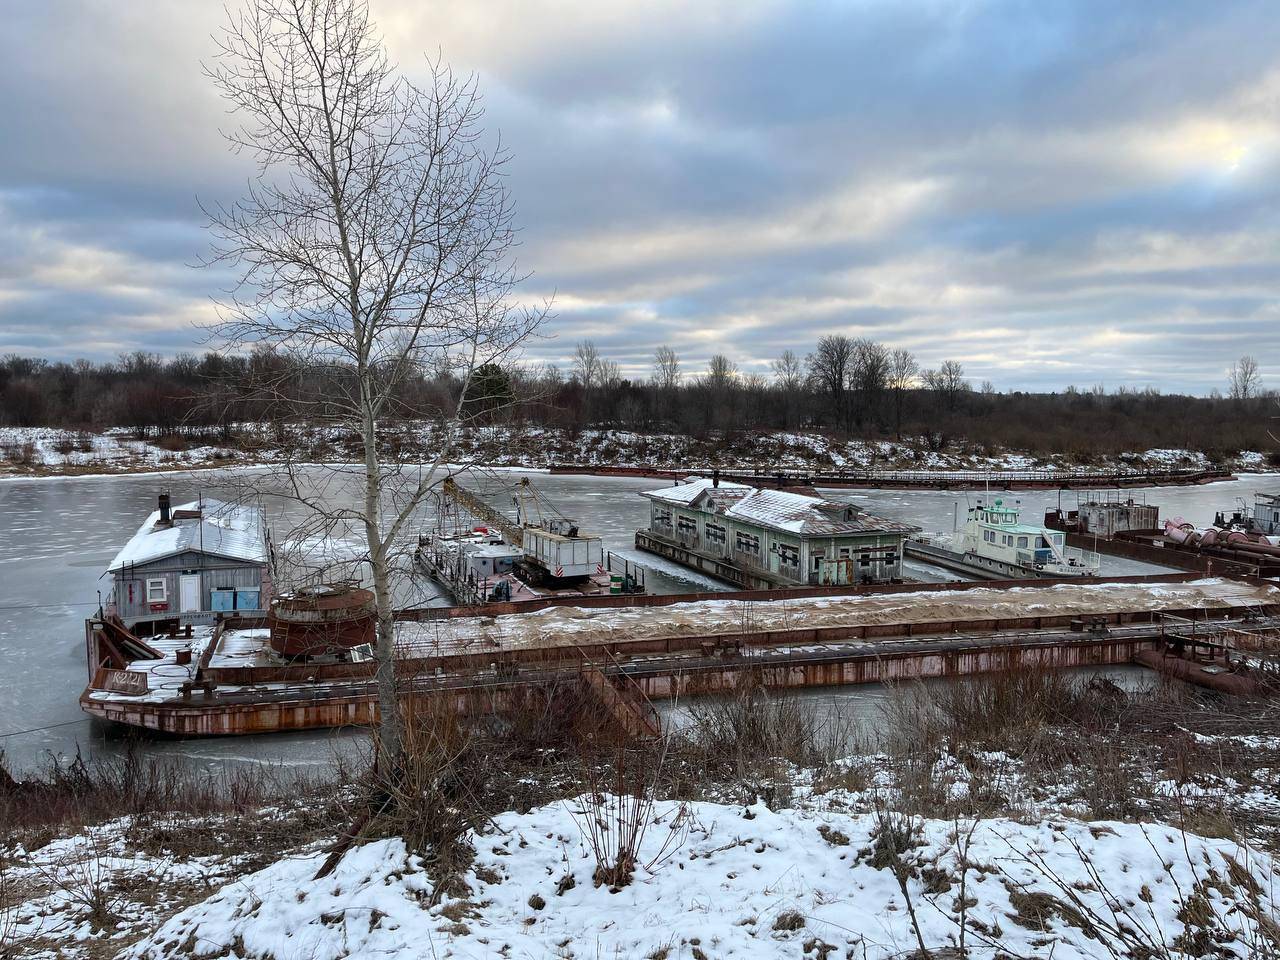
[907,497,1100,580]
[1213,493,1280,538]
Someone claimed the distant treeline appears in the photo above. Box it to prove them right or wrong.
[0,340,1274,460]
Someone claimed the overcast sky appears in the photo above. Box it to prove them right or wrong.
[2,1,1278,394]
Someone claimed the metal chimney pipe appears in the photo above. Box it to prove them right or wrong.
[159,493,171,525]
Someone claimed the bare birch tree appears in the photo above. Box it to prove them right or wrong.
[571,340,603,389]
[887,347,917,439]
[651,345,681,390]
[206,0,544,772]
[1228,355,1261,401]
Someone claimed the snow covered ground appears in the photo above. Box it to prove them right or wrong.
[7,725,1280,960]
[115,798,1278,960]
[0,424,1270,477]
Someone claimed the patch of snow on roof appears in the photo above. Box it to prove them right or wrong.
[107,498,267,572]
[640,476,750,505]
[725,487,919,536]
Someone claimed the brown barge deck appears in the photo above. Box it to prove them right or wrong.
[81,574,1280,736]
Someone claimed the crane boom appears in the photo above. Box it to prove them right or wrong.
[441,477,524,545]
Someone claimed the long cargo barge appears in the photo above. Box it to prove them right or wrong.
[549,464,1235,490]
[80,574,1280,736]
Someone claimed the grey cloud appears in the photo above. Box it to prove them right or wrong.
[2,0,1279,393]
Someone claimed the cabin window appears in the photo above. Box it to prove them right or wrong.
[812,551,824,572]
[653,508,672,529]
[859,551,872,567]
[778,543,800,572]
[736,532,760,556]
[705,522,726,545]
[146,578,167,602]
[838,547,851,559]
[1017,536,1029,548]
[676,516,697,534]
[984,530,996,543]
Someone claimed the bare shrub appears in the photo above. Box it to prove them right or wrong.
[0,743,333,835]
[680,680,850,776]
[52,435,76,456]
[152,433,191,452]
[35,833,124,932]
[995,825,1280,959]
[572,737,688,891]
[319,702,501,901]
[0,853,22,958]
[2,443,35,466]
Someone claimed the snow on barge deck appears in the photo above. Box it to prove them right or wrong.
[81,574,1280,736]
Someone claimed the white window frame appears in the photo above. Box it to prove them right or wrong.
[146,578,167,603]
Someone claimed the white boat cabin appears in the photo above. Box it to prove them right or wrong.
[960,499,1095,575]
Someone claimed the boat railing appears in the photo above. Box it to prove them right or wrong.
[1063,545,1101,570]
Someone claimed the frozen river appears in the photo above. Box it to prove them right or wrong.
[1,466,1276,773]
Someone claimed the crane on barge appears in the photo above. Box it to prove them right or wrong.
[417,475,645,603]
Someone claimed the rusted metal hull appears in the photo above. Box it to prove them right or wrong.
[80,623,1254,737]
[81,571,1279,738]
[549,464,1234,490]
[1133,649,1269,697]
[632,635,1158,699]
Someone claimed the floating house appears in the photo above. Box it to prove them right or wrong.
[635,477,917,588]
[105,494,271,630]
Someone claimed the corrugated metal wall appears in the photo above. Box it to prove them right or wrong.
[112,551,265,621]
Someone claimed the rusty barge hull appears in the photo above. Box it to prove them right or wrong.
[81,611,1277,737]
[548,464,1235,490]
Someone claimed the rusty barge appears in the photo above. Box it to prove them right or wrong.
[550,464,1235,490]
[81,573,1280,736]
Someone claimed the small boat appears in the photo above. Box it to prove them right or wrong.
[907,497,1100,579]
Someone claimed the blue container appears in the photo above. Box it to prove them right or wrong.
[210,589,235,612]
[235,588,261,611]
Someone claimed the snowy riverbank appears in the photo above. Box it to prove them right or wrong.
[7,769,1279,960]
[1,424,1272,479]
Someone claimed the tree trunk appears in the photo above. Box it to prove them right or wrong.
[371,548,400,777]
[362,389,402,777]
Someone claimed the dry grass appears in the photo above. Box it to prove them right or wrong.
[0,743,336,839]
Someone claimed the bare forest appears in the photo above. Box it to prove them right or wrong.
[0,340,1274,461]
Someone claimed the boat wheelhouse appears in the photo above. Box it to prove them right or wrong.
[636,477,917,588]
[1246,494,1280,536]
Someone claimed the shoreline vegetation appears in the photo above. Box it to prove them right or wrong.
[4,670,1280,958]
[1,423,1275,481]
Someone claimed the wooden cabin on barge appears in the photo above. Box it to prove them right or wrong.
[105,494,271,632]
[636,477,918,588]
